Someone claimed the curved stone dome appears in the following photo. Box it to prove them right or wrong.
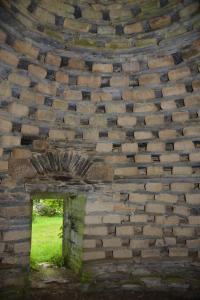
[0,0,200,286]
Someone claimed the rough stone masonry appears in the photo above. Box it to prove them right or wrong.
[0,0,199,288]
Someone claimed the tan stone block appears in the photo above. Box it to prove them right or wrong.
[156,216,180,225]
[0,49,19,66]
[162,84,186,97]
[161,100,177,110]
[84,226,107,236]
[192,79,200,91]
[45,52,61,66]
[115,167,138,177]
[134,103,158,113]
[189,152,200,162]
[0,30,6,42]
[139,73,160,85]
[28,64,47,79]
[83,251,105,261]
[164,237,176,246]
[78,102,95,113]
[83,239,96,248]
[12,148,32,159]
[130,239,149,249]
[174,141,194,151]
[90,115,107,127]
[64,19,90,33]
[14,242,30,253]
[122,61,140,72]
[103,238,121,247]
[141,249,160,258]
[172,111,189,123]
[134,131,153,140]
[103,215,121,224]
[160,154,180,163]
[184,95,200,107]
[145,183,163,192]
[85,216,102,224]
[169,248,188,257]
[9,73,30,87]
[110,76,129,87]
[78,75,101,87]
[105,155,127,164]
[147,142,165,152]
[49,130,68,140]
[0,148,3,157]
[173,206,190,216]
[34,6,55,24]
[0,81,11,98]
[122,143,138,152]
[143,225,162,236]
[188,216,200,225]
[14,40,39,58]
[146,203,165,214]
[155,193,178,203]
[0,119,12,132]
[20,90,44,105]
[53,99,67,110]
[168,67,191,81]
[159,129,176,139]
[179,2,199,18]
[55,71,69,83]
[36,109,55,122]
[1,136,21,147]
[118,116,137,127]
[147,166,164,176]
[68,57,85,70]
[85,201,113,214]
[145,114,164,126]
[92,63,113,73]
[21,125,39,136]
[123,88,154,101]
[124,22,143,34]
[148,56,174,68]
[129,193,152,203]
[0,161,8,171]
[186,239,200,248]
[91,91,112,102]
[171,182,194,192]
[113,249,132,258]
[36,82,57,95]
[106,103,125,113]
[4,229,30,241]
[186,194,200,205]
[183,126,200,137]
[96,143,112,153]
[130,214,148,223]
[8,103,29,117]
[33,140,49,151]
[116,226,133,236]
[135,154,151,163]
[173,166,192,175]
[83,128,98,140]
[150,15,171,29]
[173,227,194,237]
[64,89,82,101]
[86,162,113,182]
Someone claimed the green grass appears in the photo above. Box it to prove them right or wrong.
[31,216,63,267]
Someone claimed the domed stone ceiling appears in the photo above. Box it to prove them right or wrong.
[0,0,200,287]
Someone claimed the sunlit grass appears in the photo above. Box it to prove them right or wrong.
[31,216,63,267]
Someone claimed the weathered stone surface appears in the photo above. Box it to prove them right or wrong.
[86,163,113,182]
[8,158,37,180]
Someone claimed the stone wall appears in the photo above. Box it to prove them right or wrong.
[0,0,199,286]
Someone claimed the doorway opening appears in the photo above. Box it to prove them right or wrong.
[31,193,64,268]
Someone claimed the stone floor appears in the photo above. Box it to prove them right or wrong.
[0,261,200,300]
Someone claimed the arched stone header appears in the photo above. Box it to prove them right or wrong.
[8,150,113,182]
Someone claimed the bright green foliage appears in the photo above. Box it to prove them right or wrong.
[33,199,63,216]
[31,216,63,267]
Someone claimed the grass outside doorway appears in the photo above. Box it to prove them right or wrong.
[31,215,63,268]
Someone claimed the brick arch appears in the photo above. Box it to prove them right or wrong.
[8,149,113,182]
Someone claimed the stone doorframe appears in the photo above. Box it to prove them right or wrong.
[5,149,113,274]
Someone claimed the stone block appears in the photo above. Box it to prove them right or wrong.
[183,126,200,137]
[135,154,151,163]
[160,154,180,163]
[173,166,192,175]
[134,103,158,113]
[86,162,113,182]
[169,248,188,257]
[123,88,154,101]
[28,64,47,79]
[118,116,137,127]
[91,91,112,102]
[162,84,186,97]
[0,161,8,171]
[78,75,101,87]
[148,56,174,68]
[106,103,125,113]
[141,249,160,258]
[145,114,164,126]
[129,193,152,203]
[64,89,82,101]
[103,215,121,224]
[45,52,61,66]
[116,226,133,236]
[122,61,140,72]
[159,129,176,139]
[134,131,153,140]
[12,148,31,159]
[122,143,138,152]
[173,227,194,237]
[0,30,6,42]
[103,238,121,247]
[55,71,69,83]
[36,82,57,95]
[36,109,55,122]
[188,216,200,225]
[14,242,30,253]
[139,73,160,85]
[9,73,30,87]
[147,142,165,152]
[130,238,149,249]
[115,167,138,177]
[168,67,191,81]
[8,103,29,117]
[53,99,67,110]
[4,229,31,241]
[155,193,178,203]
[147,166,163,176]
[130,214,148,223]
[68,58,85,69]
[0,119,12,132]
[83,251,105,261]
[143,225,162,237]
[8,158,36,179]
[172,111,189,122]
[174,141,194,151]
[92,63,113,73]
[85,201,113,214]
[14,40,39,59]
[184,95,200,107]
[113,249,132,258]
[186,239,200,248]
[84,226,107,236]
[110,76,129,87]
[124,22,143,34]
[21,125,39,136]
[145,183,163,192]
[186,194,200,205]
[49,130,68,140]
[0,49,19,66]
[0,136,21,147]
[146,203,165,214]
[64,19,90,32]
[150,15,171,29]
[96,143,112,153]
[83,239,96,248]
[171,182,194,192]
[85,216,102,224]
